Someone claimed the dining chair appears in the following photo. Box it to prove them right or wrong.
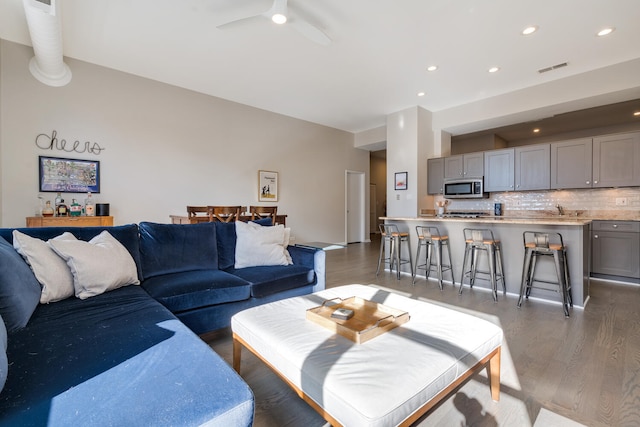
[186,206,209,223]
[207,206,242,223]
[248,206,278,225]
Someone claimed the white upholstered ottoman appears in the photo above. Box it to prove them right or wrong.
[232,284,503,427]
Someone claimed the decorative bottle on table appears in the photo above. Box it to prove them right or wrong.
[42,201,54,217]
[56,199,68,217]
[70,199,82,217]
[54,192,62,216]
[84,192,95,216]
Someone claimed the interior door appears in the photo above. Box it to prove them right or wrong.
[369,184,377,234]
[346,171,365,244]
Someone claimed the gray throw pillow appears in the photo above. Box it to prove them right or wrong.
[12,230,77,303]
[49,231,140,299]
[0,314,7,392]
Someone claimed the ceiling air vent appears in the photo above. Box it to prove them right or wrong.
[28,0,54,15]
[538,62,568,74]
[22,0,72,86]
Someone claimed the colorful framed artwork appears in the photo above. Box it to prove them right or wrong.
[395,172,407,190]
[39,156,100,193]
[258,170,278,201]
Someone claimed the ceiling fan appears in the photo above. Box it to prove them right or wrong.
[217,0,331,46]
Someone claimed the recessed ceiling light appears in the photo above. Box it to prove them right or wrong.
[522,25,538,35]
[488,66,500,73]
[533,128,540,133]
[417,92,425,97]
[597,27,614,37]
[426,65,438,72]
[634,111,640,116]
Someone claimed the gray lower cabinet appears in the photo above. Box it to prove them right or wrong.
[484,148,514,192]
[591,220,640,280]
[515,144,550,191]
[593,132,640,188]
[550,138,593,189]
[427,157,444,194]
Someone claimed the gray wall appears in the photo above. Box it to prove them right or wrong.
[0,40,370,244]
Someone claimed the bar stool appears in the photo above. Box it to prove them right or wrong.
[376,224,413,280]
[518,231,573,317]
[458,228,505,302]
[412,226,455,290]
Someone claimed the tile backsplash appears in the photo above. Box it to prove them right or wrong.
[435,187,640,219]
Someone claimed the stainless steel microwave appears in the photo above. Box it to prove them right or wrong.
[443,178,487,199]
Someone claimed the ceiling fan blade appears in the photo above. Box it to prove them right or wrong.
[217,12,265,29]
[289,18,331,46]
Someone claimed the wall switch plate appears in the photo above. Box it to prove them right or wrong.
[616,197,628,206]
[396,194,400,200]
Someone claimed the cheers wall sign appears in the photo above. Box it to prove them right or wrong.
[35,130,106,155]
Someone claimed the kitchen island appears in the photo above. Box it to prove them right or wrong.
[381,215,591,308]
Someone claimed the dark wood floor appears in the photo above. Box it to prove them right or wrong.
[207,235,640,426]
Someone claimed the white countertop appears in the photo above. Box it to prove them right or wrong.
[381,216,593,226]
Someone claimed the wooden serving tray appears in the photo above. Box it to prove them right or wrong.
[306,296,410,344]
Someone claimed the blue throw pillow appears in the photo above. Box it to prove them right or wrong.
[0,314,7,392]
[139,222,218,280]
[252,217,274,227]
[0,237,41,332]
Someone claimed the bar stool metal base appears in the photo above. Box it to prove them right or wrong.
[517,231,573,317]
[376,224,413,280]
[458,228,506,302]
[412,226,455,290]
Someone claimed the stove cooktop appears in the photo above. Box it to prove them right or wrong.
[442,211,489,218]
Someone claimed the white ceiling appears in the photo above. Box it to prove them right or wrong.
[2,0,640,134]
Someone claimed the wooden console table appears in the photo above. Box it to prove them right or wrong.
[26,216,114,228]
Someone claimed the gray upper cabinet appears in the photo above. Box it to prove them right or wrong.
[514,144,550,191]
[464,152,484,178]
[433,130,640,194]
[444,153,484,179]
[593,132,640,188]
[484,149,514,192]
[550,138,593,189]
[444,155,463,179]
[427,157,445,194]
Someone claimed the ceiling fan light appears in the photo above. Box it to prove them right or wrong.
[597,27,614,37]
[272,13,287,24]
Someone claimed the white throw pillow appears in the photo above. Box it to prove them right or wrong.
[234,221,293,268]
[49,231,140,299]
[12,230,77,304]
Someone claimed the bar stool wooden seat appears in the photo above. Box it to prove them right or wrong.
[458,228,505,302]
[518,231,573,317]
[376,224,413,280]
[412,226,455,290]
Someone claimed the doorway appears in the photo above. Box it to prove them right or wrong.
[346,170,366,244]
[370,184,377,234]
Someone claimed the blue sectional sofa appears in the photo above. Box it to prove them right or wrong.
[0,220,325,426]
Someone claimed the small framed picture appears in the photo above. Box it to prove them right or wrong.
[258,170,278,201]
[394,172,408,190]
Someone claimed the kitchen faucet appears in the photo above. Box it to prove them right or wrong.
[556,204,564,215]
